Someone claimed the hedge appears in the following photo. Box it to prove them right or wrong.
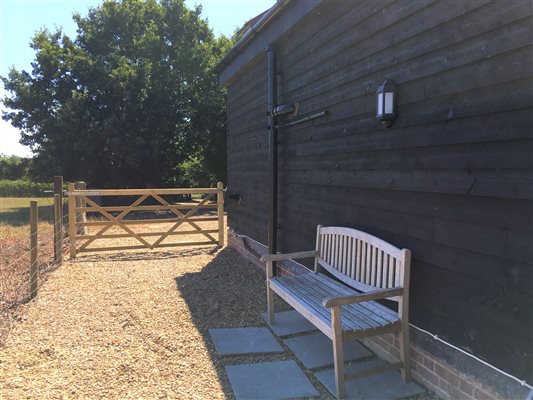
[0,180,53,197]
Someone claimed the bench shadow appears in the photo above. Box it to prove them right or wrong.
[174,247,293,399]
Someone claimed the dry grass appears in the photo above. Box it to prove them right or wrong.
[1,219,436,399]
[0,197,62,342]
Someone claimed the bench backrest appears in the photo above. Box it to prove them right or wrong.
[314,225,411,303]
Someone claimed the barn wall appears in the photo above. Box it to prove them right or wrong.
[226,52,269,243]
[225,0,533,384]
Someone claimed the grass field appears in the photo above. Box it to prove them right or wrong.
[0,197,56,227]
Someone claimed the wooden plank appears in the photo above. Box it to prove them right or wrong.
[150,192,219,243]
[303,273,398,326]
[370,246,376,286]
[217,182,225,246]
[291,275,378,331]
[355,239,362,281]
[331,305,345,399]
[67,183,77,259]
[279,189,533,263]
[75,230,219,240]
[81,195,152,248]
[315,224,323,273]
[399,249,412,381]
[322,287,404,308]
[269,279,333,338]
[78,194,149,251]
[76,204,217,212]
[75,182,88,235]
[77,241,217,253]
[281,1,517,99]
[388,256,395,288]
[260,250,318,262]
[298,272,397,328]
[151,191,217,245]
[377,250,383,288]
[78,216,219,226]
[29,200,38,299]
[67,188,219,196]
[287,277,378,334]
[266,261,275,323]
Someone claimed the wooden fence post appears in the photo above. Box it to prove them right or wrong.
[68,183,77,259]
[217,182,225,247]
[29,200,38,299]
[53,194,63,265]
[75,181,88,235]
[53,176,63,203]
[53,176,63,263]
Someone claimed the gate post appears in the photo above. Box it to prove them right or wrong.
[75,181,88,235]
[217,182,224,246]
[67,183,77,258]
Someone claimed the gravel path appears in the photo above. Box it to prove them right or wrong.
[1,217,294,399]
[1,223,436,399]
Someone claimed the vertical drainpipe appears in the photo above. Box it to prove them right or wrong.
[267,44,278,275]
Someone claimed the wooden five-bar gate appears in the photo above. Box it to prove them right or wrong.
[67,182,224,258]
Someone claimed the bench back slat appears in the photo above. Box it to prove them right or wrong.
[315,226,410,303]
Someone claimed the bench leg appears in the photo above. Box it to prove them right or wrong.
[399,322,411,382]
[332,307,345,399]
[266,261,275,324]
[266,281,275,324]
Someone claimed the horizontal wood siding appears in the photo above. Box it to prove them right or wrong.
[225,0,533,381]
[226,53,269,243]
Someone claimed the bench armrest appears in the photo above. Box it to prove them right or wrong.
[322,287,404,308]
[260,250,318,263]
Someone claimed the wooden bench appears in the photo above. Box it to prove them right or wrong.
[260,225,412,399]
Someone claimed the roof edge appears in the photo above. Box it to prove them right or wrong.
[215,0,291,76]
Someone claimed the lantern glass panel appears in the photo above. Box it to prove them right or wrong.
[377,93,383,116]
[385,92,394,114]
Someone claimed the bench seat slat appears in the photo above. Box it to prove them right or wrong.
[303,273,399,323]
[270,273,399,334]
[302,273,397,326]
[283,276,373,331]
[296,275,386,331]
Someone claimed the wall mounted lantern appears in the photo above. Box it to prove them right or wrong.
[376,79,396,128]
[272,103,299,117]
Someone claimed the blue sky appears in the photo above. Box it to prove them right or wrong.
[0,0,272,157]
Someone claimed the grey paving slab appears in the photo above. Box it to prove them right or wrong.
[209,327,283,356]
[315,359,424,399]
[284,331,373,369]
[261,310,317,337]
[226,360,319,400]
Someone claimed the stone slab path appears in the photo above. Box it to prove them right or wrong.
[209,327,283,355]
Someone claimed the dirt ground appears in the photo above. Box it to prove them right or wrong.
[0,221,437,399]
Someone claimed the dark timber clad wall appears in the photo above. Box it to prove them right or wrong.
[225,1,533,380]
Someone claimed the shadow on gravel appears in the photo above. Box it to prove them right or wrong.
[72,246,219,263]
[174,247,291,399]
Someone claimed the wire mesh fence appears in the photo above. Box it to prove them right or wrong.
[0,202,69,343]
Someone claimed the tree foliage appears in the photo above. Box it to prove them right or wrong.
[0,155,31,180]
[1,0,231,188]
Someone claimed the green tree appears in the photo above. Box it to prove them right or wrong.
[1,0,229,188]
[0,155,31,180]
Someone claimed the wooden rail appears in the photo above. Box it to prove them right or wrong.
[67,183,225,258]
